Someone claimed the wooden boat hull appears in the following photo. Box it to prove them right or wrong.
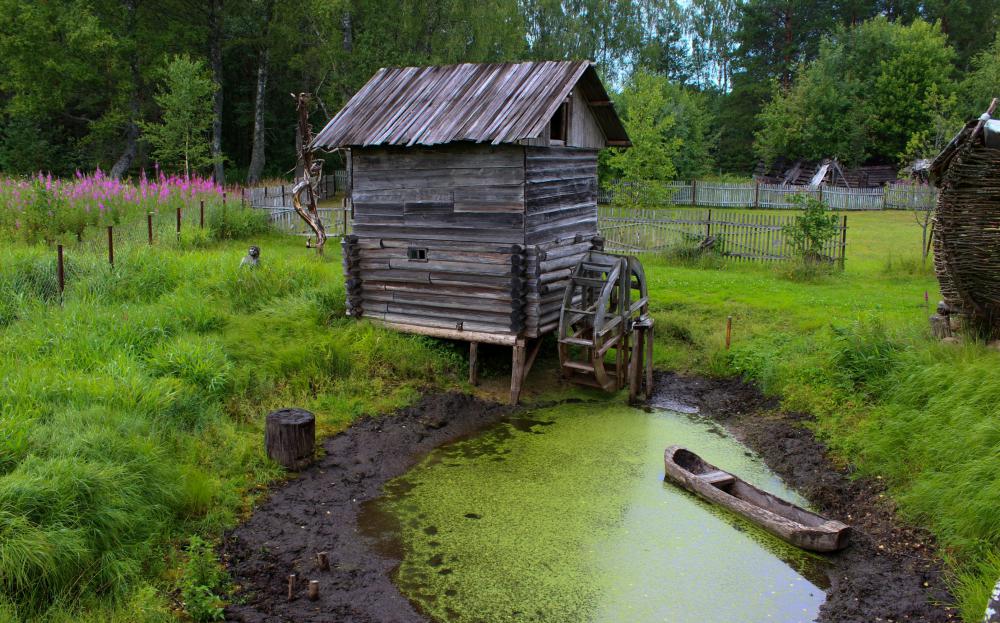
[664,445,850,553]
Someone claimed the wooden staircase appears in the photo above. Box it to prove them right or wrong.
[557,251,654,402]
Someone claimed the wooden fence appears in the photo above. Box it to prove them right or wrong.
[597,180,936,211]
[598,206,848,266]
[244,172,346,210]
[262,206,352,236]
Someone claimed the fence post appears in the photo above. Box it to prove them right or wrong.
[691,180,697,206]
[839,214,848,270]
[176,206,182,236]
[881,184,888,210]
[57,244,65,296]
[818,185,823,205]
[223,191,227,206]
[107,225,114,267]
[706,209,712,239]
[147,213,153,244]
[200,200,205,229]
[342,207,348,236]
[754,182,760,209]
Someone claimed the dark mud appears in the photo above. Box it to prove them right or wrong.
[652,371,959,623]
[224,376,959,623]
[222,393,516,623]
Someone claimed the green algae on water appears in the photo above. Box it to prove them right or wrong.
[360,403,826,623]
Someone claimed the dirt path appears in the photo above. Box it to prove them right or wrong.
[223,377,959,623]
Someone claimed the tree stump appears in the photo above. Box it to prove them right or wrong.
[265,408,315,470]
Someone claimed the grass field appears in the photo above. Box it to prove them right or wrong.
[0,206,996,621]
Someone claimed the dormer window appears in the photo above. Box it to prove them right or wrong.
[549,98,570,144]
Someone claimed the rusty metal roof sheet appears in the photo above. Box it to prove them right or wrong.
[311,60,629,149]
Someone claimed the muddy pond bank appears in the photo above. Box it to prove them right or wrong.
[222,376,958,623]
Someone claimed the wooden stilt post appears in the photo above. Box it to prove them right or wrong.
[510,340,526,405]
[287,574,296,601]
[308,580,319,601]
[628,329,643,404]
[645,324,654,399]
[468,342,479,386]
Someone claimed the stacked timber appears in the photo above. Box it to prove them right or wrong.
[342,235,363,316]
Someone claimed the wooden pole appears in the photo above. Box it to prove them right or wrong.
[510,341,526,405]
[287,574,296,601]
[176,206,182,236]
[839,214,848,270]
[57,244,64,296]
[725,316,732,350]
[147,212,153,244]
[468,342,479,386]
[691,180,697,206]
[107,225,114,267]
[200,200,205,229]
[754,182,760,208]
[308,580,319,601]
[706,209,712,239]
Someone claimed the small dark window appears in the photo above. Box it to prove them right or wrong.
[550,100,569,143]
[407,247,427,262]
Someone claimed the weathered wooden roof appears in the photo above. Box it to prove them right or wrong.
[311,61,630,149]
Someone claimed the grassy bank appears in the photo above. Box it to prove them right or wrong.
[0,232,463,621]
[641,209,998,620]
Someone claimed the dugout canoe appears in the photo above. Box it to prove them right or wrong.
[663,445,850,552]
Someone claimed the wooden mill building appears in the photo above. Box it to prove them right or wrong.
[310,60,630,402]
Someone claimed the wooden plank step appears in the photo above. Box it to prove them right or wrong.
[559,336,594,347]
[562,360,595,373]
[699,470,736,487]
[572,277,609,288]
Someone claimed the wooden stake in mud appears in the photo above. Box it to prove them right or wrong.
[316,551,329,571]
[57,244,64,296]
[308,580,319,601]
[200,200,205,229]
[107,225,114,267]
[287,574,296,601]
[147,212,153,244]
[725,315,733,350]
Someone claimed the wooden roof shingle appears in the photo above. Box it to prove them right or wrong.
[311,60,629,149]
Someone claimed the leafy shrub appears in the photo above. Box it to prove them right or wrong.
[206,205,269,241]
[179,536,225,622]
[784,194,841,267]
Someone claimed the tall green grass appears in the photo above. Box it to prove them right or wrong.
[0,233,462,620]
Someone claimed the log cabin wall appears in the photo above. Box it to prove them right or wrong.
[344,143,529,337]
[522,146,601,337]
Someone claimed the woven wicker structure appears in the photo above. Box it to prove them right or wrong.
[930,99,1000,338]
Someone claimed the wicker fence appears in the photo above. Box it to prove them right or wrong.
[597,180,936,211]
[598,206,848,266]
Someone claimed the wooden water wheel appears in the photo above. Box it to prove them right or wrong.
[557,251,654,402]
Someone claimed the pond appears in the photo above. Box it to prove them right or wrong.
[359,401,829,623]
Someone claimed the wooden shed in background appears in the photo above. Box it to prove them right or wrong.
[311,60,630,402]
